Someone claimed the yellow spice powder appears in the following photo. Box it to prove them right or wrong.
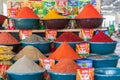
[41,9,65,19]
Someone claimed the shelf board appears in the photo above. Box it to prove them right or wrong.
[0,28,107,33]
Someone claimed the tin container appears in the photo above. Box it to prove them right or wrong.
[75,58,93,68]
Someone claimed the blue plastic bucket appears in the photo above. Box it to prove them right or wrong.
[6,72,44,80]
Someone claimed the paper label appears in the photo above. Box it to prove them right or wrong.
[68,0,78,6]
[0,65,9,78]
[76,68,94,80]
[76,43,89,57]
[19,30,32,40]
[40,58,55,70]
[45,29,57,41]
[80,29,94,41]
[56,0,67,6]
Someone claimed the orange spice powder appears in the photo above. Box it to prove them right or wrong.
[76,3,102,18]
[48,42,80,60]
[16,7,39,18]
[50,59,80,73]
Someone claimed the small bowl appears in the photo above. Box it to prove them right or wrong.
[49,72,76,80]
[87,54,119,68]
[6,72,44,80]
[21,42,51,53]
[55,42,81,51]
[95,67,120,80]
[75,18,103,28]
[42,19,70,29]
[89,41,117,54]
[13,18,40,29]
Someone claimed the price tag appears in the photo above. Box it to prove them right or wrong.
[40,58,55,70]
[19,30,32,40]
[45,29,57,41]
[80,29,94,41]
[76,42,89,57]
[76,68,94,80]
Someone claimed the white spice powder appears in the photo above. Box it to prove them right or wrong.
[7,55,45,73]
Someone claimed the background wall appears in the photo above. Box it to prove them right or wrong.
[0,0,7,16]
[0,0,3,14]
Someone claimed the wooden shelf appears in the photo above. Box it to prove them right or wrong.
[0,28,107,33]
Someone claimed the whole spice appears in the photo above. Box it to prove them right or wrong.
[13,46,46,60]
[48,42,80,60]
[56,32,82,42]
[22,34,46,42]
[50,59,79,73]
[42,9,64,19]
[90,31,114,42]
[7,56,45,73]
[76,3,102,18]
[0,32,19,44]
[16,7,39,18]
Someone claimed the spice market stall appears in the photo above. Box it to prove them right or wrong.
[0,0,120,80]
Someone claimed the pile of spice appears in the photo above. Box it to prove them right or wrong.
[0,32,19,44]
[76,3,102,18]
[56,32,82,42]
[90,31,114,42]
[16,7,39,18]
[50,59,79,73]
[22,34,46,42]
[7,56,45,73]
[13,46,46,60]
[0,46,15,66]
[42,9,64,19]
[48,42,79,60]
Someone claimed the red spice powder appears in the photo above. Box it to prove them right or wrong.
[50,59,80,73]
[56,32,82,42]
[48,42,80,60]
[90,31,114,42]
[0,32,19,44]
[16,7,39,18]
[76,3,102,18]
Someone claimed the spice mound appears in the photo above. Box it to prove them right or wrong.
[7,56,45,73]
[48,42,79,60]
[13,46,46,60]
[76,3,102,18]
[22,34,46,42]
[56,32,82,42]
[0,32,19,44]
[50,59,79,73]
[42,9,65,20]
[16,7,39,18]
[90,31,114,42]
